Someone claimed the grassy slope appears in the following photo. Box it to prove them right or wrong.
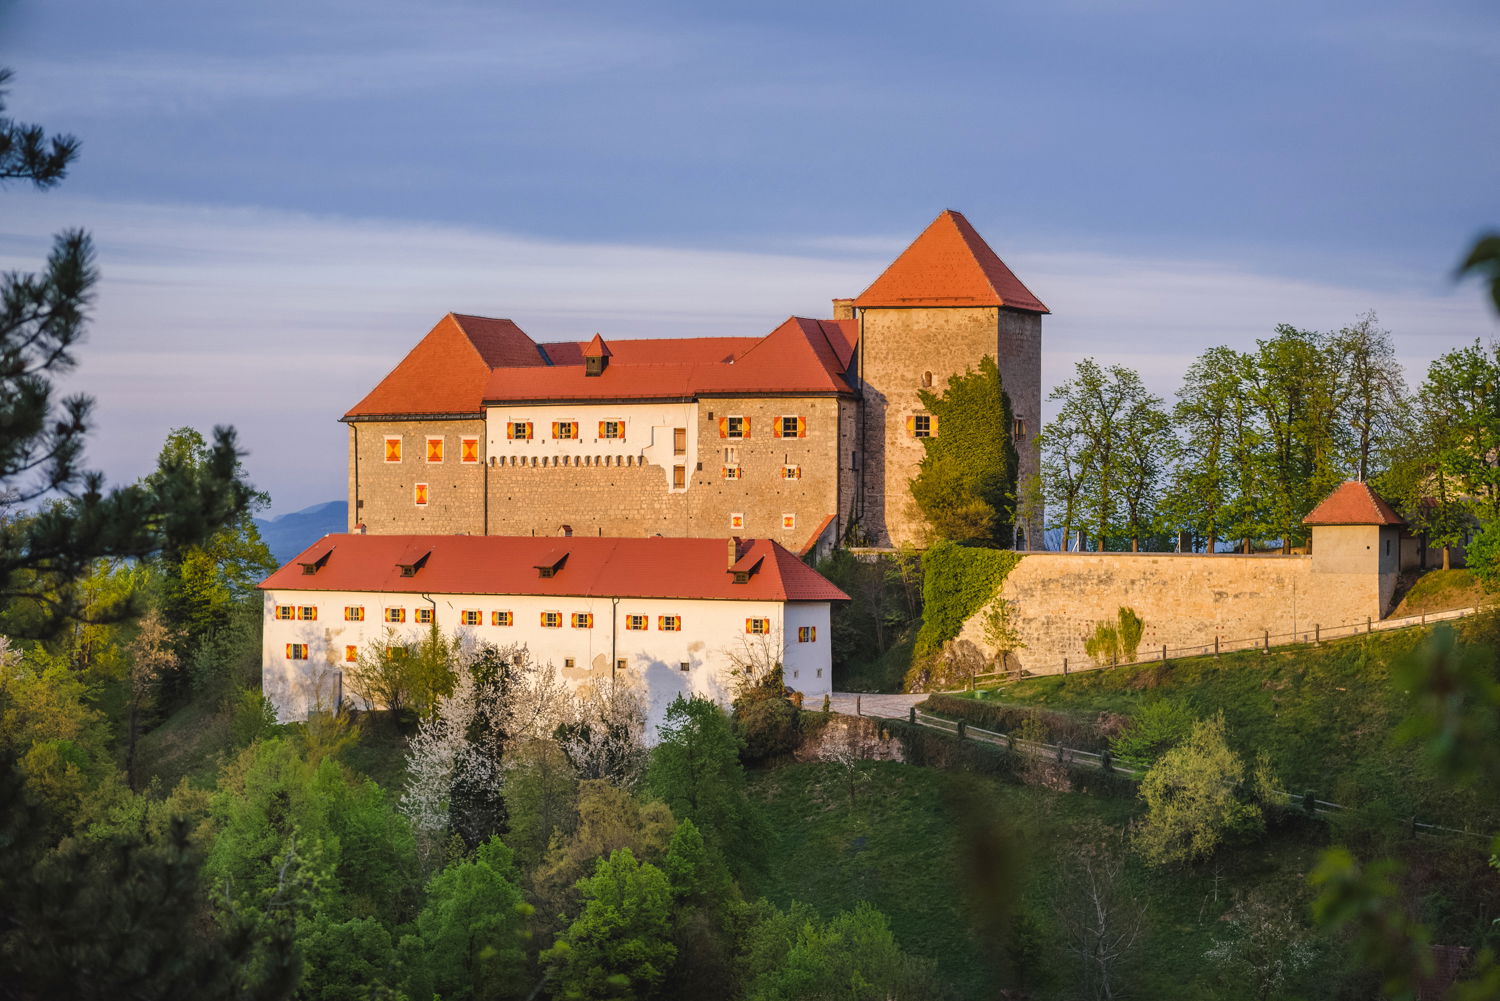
[965,616,1500,831]
[746,760,1334,1001]
[1392,568,1489,617]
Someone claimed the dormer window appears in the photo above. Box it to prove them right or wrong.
[534,550,568,578]
[396,551,431,577]
[583,333,612,376]
[298,548,332,575]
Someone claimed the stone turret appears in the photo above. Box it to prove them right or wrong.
[1303,480,1406,615]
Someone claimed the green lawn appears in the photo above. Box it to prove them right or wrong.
[958,615,1500,832]
[1392,568,1490,617]
[745,759,1337,1000]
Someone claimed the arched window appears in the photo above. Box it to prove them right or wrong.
[921,371,933,387]
[559,524,573,537]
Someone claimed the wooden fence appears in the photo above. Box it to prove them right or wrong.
[902,707,1493,843]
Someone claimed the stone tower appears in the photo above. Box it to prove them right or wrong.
[850,210,1047,548]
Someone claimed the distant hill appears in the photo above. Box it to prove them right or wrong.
[254,500,347,565]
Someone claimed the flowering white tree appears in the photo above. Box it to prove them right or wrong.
[498,647,572,747]
[563,679,647,788]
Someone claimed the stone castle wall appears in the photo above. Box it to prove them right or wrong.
[857,305,1042,548]
[956,552,1381,674]
[350,396,848,547]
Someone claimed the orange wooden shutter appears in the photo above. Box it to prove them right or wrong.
[741,417,750,438]
[929,414,939,434]
[525,422,533,440]
[598,420,607,437]
[905,416,916,436]
[745,618,753,633]
[552,422,560,438]
[796,416,806,437]
[719,417,728,438]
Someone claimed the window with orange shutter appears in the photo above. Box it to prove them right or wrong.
[414,483,429,505]
[460,438,480,463]
[777,416,805,438]
[553,421,578,440]
[426,437,444,462]
[745,618,770,635]
[625,614,647,630]
[383,437,402,462]
[572,612,594,629]
[599,420,625,439]
[723,416,746,439]
[659,615,681,631]
[492,610,513,626]
[345,645,358,663]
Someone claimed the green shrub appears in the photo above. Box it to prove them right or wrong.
[914,541,1023,660]
[1108,699,1195,766]
[228,688,278,748]
[1084,607,1145,665]
[733,691,801,763]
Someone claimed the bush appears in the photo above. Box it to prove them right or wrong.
[1468,519,1500,594]
[227,688,277,747]
[1135,713,1263,866]
[733,690,801,763]
[1108,699,1195,766]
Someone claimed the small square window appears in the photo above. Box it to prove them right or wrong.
[416,608,434,624]
[461,609,481,626]
[659,615,681,632]
[345,645,358,664]
[414,483,429,506]
[344,606,364,621]
[426,437,444,462]
[673,427,687,455]
[673,466,686,489]
[383,437,402,462]
[275,605,294,620]
[542,611,562,628]
[572,612,594,629]
[385,608,406,623]
[616,658,627,671]
[599,420,625,439]
[507,421,533,441]
[553,421,579,440]
[745,618,770,635]
[723,415,747,439]
[912,414,932,438]
[625,614,648,631]
[777,416,805,438]
[564,657,575,668]
[793,670,799,680]
[286,643,308,660]
[297,605,316,621]
[492,610,513,626]
[798,626,816,642]
[460,437,480,463]
[679,662,690,672]
[1013,418,1027,440]
[782,514,796,530]
[816,668,823,678]
[730,513,745,530]
[783,465,801,480]
[722,465,742,480]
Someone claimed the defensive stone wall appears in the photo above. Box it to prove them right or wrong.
[348,419,486,535]
[956,552,1381,674]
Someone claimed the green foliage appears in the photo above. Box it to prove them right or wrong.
[1458,231,1500,313]
[816,547,922,692]
[544,847,677,1001]
[918,694,1108,752]
[298,915,397,1001]
[500,737,580,873]
[0,752,296,1001]
[1108,699,1195,766]
[1391,625,1500,786]
[229,687,279,748]
[913,540,1022,662]
[346,625,458,718]
[1469,520,1500,594]
[1135,713,1263,866]
[909,355,1018,545]
[732,681,802,763]
[403,836,530,1001]
[645,695,762,871]
[1084,607,1145,665]
[740,899,941,1001]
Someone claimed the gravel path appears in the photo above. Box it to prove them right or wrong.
[825,692,925,719]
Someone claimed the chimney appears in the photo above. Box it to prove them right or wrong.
[831,298,855,321]
[727,536,741,568]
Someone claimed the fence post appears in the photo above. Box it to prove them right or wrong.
[969,672,974,692]
[1264,629,1269,652]
[856,695,861,717]
[1063,657,1068,675]
[1100,749,1113,773]
[909,706,915,724]
[1315,623,1320,645]
[1367,616,1372,634]
[1161,644,1167,662]
[1214,635,1220,657]
[957,720,967,739]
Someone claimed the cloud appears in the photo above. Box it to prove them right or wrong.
[3,195,1494,516]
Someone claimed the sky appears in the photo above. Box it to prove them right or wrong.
[2,0,1498,516]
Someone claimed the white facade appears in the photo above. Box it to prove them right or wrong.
[484,402,701,493]
[262,586,832,737]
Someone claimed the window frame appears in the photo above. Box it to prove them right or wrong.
[745,618,771,635]
[275,605,294,620]
[729,513,745,530]
[552,420,579,440]
[571,612,594,629]
[782,514,796,530]
[797,626,817,643]
[414,482,429,506]
[506,421,534,441]
[541,611,563,628]
[659,615,681,632]
[344,645,358,663]
[297,605,317,621]
[625,614,648,631]
[492,610,514,626]
[416,607,434,624]
[426,436,444,463]
[385,607,406,624]
[344,605,365,622]
[383,436,402,462]
[599,419,625,440]
[286,643,309,660]
[783,464,801,480]
[460,437,481,463]
[461,609,482,626]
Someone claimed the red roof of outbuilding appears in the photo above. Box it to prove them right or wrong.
[344,314,547,419]
[853,210,1048,313]
[582,333,612,358]
[1302,481,1406,526]
[259,535,849,603]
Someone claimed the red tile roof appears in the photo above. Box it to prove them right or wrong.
[260,535,849,603]
[853,210,1049,313]
[538,337,755,367]
[483,316,855,403]
[344,314,546,419]
[582,333,612,358]
[1302,481,1406,526]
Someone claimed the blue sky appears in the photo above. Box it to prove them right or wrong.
[3,0,1498,515]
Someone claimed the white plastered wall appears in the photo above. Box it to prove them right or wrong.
[261,588,833,737]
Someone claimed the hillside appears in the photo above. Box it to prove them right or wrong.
[254,499,347,564]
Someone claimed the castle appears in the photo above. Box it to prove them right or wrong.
[341,210,1047,550]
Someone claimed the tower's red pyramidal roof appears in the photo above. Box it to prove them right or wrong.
[853,210,1048,313]
[1302,481,1406,526]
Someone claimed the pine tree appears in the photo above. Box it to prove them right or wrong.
[0,69,253,638]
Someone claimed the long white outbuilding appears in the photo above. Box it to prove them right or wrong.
[259,534,847,734]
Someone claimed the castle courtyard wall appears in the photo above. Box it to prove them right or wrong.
[956,552,1381,675]
[348,419,487,535]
